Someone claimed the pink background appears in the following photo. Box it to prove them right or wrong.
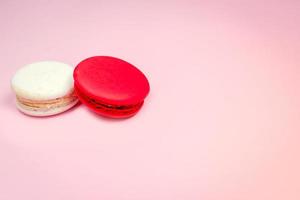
[0,0,299,199]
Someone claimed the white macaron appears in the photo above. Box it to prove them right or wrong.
[11,61,78,116]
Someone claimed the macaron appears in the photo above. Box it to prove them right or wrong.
[73,56,150,118]
[11,61,78,116]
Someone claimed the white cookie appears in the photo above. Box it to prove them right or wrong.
[11,61,78,116]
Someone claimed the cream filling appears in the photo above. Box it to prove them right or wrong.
[16,92,77,112]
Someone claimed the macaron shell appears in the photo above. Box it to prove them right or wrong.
[16,98,78,117]
[12,61,74,101]
[74,56,150,106]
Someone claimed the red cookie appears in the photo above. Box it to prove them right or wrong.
[73,56,150,118]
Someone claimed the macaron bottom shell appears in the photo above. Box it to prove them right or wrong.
[16,98,78,117]
[75,86,144,118]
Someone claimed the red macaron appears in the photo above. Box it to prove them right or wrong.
[73,56,150,118]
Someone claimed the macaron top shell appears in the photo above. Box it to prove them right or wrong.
[74,56,150,105]
[12,61,74,101]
